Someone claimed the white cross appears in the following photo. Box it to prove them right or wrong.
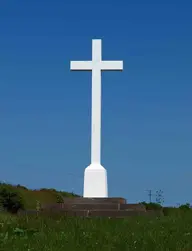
[70,39,123,198]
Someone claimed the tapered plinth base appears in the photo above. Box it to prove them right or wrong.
[83,163,108,198]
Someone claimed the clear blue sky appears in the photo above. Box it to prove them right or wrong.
[0,0,191,206]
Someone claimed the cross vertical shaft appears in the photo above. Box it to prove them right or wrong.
[91,40,102,164]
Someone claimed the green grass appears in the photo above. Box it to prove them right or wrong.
[1,212,192,250]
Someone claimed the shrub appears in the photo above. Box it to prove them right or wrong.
[0,185,25,214]
[60,191,80,198]
[56,194,64,203]
[16,184,28,190]
[179,203,191,210]
[140,202,162,210]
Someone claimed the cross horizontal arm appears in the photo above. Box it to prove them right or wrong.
[100,61,123,71]
[70,61,93,71]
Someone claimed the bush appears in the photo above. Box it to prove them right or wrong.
[56,194,64,203]
[179,203,191,210]
[16,184,28,190]
[140,202,162,210]
[0,185,25,214]
[60,191,80,198]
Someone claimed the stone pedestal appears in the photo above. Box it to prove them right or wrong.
[83,163,108,198]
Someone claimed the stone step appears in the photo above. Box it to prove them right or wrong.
[42,198,127,210]
[61,197,126,204]
[18,209,163,217]
[40,210,149,217]
[42,203,146,211]
[47,203,119,210]
[120,204,146,211]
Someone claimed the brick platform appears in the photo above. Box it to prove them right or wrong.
[38,197,152,217]
[18,197,164,217]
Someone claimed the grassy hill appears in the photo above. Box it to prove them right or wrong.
[0,182,80,209]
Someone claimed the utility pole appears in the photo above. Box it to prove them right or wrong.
[146,189,164,205]
[146,190,154,203]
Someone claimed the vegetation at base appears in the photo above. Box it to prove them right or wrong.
[1,182,192,250]
[0,212,192,250]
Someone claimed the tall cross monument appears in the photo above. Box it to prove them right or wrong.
[70,39,123,198]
